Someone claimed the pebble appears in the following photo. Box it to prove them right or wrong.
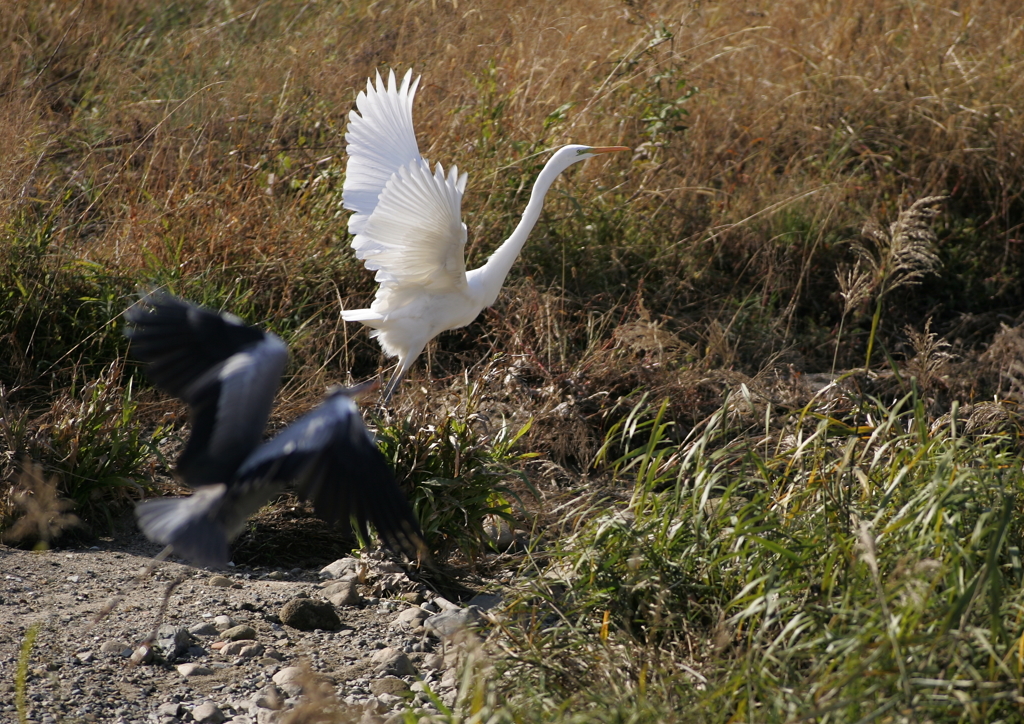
[423,606,484,640]
[371,647,416,677]
[391,606,429,630]
[369,677,409,696]
[220,625,257,641]
[214,615,236,631]
[190,622,220,637]
[324,579,361,606]
[193,700,226,723]
[319,558,360,579]
[209,576,233,588]
[177,663,215,678]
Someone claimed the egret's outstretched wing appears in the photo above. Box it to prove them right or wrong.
[235,390,426,560]
[125,294,288,486]
[343,69,424,236]
[349,158,468,295]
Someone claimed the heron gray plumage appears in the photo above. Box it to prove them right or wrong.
[126,293,425,568]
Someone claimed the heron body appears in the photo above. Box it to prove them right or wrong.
[126,293,425,568]
[341,69,628,401]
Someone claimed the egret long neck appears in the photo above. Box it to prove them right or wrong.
[471,159,572,306]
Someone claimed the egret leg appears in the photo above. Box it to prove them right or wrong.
[380,359,413,405]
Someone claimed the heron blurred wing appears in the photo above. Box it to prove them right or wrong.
[343,69,423,236]
[135,484,232,568]
[236,393,426,560]
[125,294,289,485]
[351,158,468,294]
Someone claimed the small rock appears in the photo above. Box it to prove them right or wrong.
[272,666,305,696]
[156,625,192,662]
[257,709,284,724]
[483,515,515,550]
[466,593,502,611]
[220,625,257,641]
[177,663,214,678]
[221,640,265,657]
[75,650,94,664]
[320,558,360,579]
[421,654,444,670]
[430,596,460,611]
[100,640,132,657]
[209,575,233,588]
[251,684,284,710]
[158,701,184,717]
[369,677,410,696]
[376,692,404,709]
[399,591,424,604]
[371,647,416,677]
[190,622,220,637]
[423,607,484,640]
[440,670,458,689]
[214,615,235,631]
[279,598,341,631]
[392,606,429,630]
[266,571,285,580]
[325,579,361,606]
[192,700,226,723]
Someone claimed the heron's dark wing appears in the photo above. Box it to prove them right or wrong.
[125,293,289,485]
[236,392,426,560]
[135,485,232,568]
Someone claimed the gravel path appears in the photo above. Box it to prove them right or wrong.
[0,534,491,724]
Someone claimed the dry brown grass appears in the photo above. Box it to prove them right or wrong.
[2,0,1024,521]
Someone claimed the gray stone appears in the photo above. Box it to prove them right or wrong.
[209,575,233,587]
[251,684,284,710]
[423,606,484,640]
[99,640,131,656]
[158,702,183,717]
[325,579,361,606]
[221,640,265,657]
[279,598,341,631]
[466,593,503,611]
[214,615,236,631]
[220,625,257,641]
[421,653,444,670]
[177,662,215,677]
[392,606,429,629]
[483,515,515,550]
[156,625,192,662]
[266,571,285,580]
[369,677,410,696]
[190,622,220,637]
[371,647,416,677]
[320,558,360,579]
[193,701,226,723]
[257,709,284,724]
[272,666,305,696]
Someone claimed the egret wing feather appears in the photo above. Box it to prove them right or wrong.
[344,69,423,236]
[351,158,468,293]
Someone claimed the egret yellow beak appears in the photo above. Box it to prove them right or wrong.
[588,146,631,154]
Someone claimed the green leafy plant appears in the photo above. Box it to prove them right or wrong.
[373,386,537,559]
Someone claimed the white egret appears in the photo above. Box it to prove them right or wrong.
[126,293,425,567]
[341,69,629,402]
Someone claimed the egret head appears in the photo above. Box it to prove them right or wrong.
[547,144,630,175]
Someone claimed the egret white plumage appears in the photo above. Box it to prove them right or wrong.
[126,293,425,568]
[341,69,629,402]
